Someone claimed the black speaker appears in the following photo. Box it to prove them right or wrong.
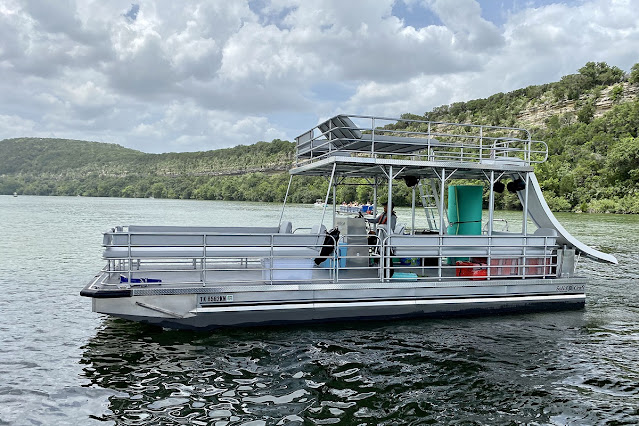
[507,179,526,193]
[493,181,505,193]
[403,176,419,187]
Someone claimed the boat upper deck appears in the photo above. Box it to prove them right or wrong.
[291,114,548,178]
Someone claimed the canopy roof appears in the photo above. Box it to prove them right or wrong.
[290,155,533,180]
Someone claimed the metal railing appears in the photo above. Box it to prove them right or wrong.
[323,232,558,283]
[295,114,548,167]
[101,228,337,287]
[381,233,558,281]
[99,228,560,288]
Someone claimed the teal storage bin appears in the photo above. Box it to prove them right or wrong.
[319,244,347,268]
[447,185,483,265]
[447,221,482,235]
[447,185,483,233]
[391,272,418,281]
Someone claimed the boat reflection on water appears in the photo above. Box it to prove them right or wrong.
[81,319,325,424]
[79,311,611,424]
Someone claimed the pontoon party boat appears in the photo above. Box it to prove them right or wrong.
[81,115,617,330]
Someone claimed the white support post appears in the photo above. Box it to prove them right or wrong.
[373,178,378,231]
[387,166,393,237]
[523,173,529,235]
[439,169,446,236]
[386,166,393,280]
[332,183,336,228]
[438,169,447,279]
[411,185,416,235]
[278,174,293,226]
[522,173,530,277]
[488,171,495,236]
[320,163,337,227]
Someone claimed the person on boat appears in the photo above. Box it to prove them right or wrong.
[362,201,397,247]
[363,202,396,231]
[361,202,396,273]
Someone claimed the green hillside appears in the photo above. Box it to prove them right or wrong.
[0,138,312,202]
[0,138,144,175]
[0,137,294,176]
[2,61,639,212]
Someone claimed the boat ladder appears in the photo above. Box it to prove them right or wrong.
[418,179,445,231]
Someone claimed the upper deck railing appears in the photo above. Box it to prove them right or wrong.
[295,114,548,167]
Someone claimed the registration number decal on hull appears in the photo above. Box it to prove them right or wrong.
[198,294,234,304]
[556,285,585,292]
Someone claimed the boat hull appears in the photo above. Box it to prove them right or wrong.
[89,277,586,330]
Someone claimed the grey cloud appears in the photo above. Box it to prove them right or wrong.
[107,33,176,97]
[332,34,480,82]
[1,1,113,80]
[185,2,255,41]
[181,77,311,114]
[0,11,26,63]
[22,0,83,37]
[0,76,57,123]
[21,0,106,45]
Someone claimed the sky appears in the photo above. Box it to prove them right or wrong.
[0,0,638,153]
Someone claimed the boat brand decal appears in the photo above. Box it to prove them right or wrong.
[198,294,234,304]
[556,285,585,292]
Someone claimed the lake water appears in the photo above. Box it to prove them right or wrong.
[1,195,637,425]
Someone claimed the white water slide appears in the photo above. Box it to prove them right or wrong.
[519,174,617,264]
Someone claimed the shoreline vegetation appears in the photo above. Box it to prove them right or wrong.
[2,62,639,214]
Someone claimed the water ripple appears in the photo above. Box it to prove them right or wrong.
[3,197,639,424]
[74,311,639,425]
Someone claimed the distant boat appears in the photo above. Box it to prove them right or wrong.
[13,192,17,197]
[313,199,325,207]
[339,204,374,215]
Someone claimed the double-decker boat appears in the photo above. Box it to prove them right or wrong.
[81,115,616,330]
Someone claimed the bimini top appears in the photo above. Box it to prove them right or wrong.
[291,114,548,179]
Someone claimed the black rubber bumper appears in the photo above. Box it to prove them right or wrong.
[80,288,132,298]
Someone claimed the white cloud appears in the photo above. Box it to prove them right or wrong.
[64,79,117,108]
[0,0,638,153]
[0,114,38,137]
[424,0,504,50]
[127,101,286,152]
[341,0,639,117]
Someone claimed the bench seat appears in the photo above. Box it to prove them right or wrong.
[105,222,296,246]
[103,246,321,259]
[102,226,327,260]
[126,225,282,234]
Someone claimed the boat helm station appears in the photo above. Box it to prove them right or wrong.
[81,114,617,330]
